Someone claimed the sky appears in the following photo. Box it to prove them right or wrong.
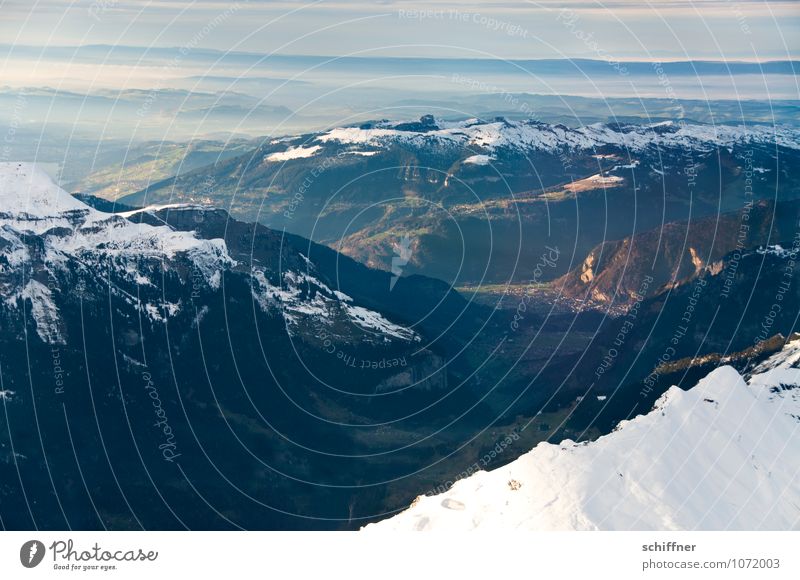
[0,0,796,144]
[1,0,797,61]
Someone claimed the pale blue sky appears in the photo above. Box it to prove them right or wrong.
[1,0,797,61]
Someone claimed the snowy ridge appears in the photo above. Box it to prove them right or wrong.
[4,280,64,344]
[0,163,232,264]
[756,244,795,258]
[365,338,800,531]
[265,145,322,162]
[0,163,419,349]
[251,267,418,342]
[317,118,799,155]
[0,163,234,341]
[462,154,494,165]
[115,202,215,218]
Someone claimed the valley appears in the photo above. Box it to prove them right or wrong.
[2,113,798,530]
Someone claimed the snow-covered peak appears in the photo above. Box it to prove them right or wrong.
[0,162,87,218]
[365,338,800,531]
[0,162,231,264]
[0,163,234,342]
[316,118,799,155]
[0,163,418,349]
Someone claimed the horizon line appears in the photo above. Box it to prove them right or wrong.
[0,43,797,65]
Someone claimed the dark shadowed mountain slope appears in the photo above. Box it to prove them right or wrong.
[542,244,800,436]
[0,163,518,530]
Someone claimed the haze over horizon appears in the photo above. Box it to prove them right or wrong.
[2,0,798,60]
[0,1,795,143]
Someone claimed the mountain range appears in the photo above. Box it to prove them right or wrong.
[2,110,798,529]
[122,116,800,289]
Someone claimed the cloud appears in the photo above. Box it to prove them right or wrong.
[0,0,796,60]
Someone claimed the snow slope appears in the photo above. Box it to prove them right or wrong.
[0,163,417,345]
[265,145,322,162]
[365,338,800,531]
[317,118,800,156]
[0,162,232,265]
[251,266,418,342]
[0,162,234,339]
